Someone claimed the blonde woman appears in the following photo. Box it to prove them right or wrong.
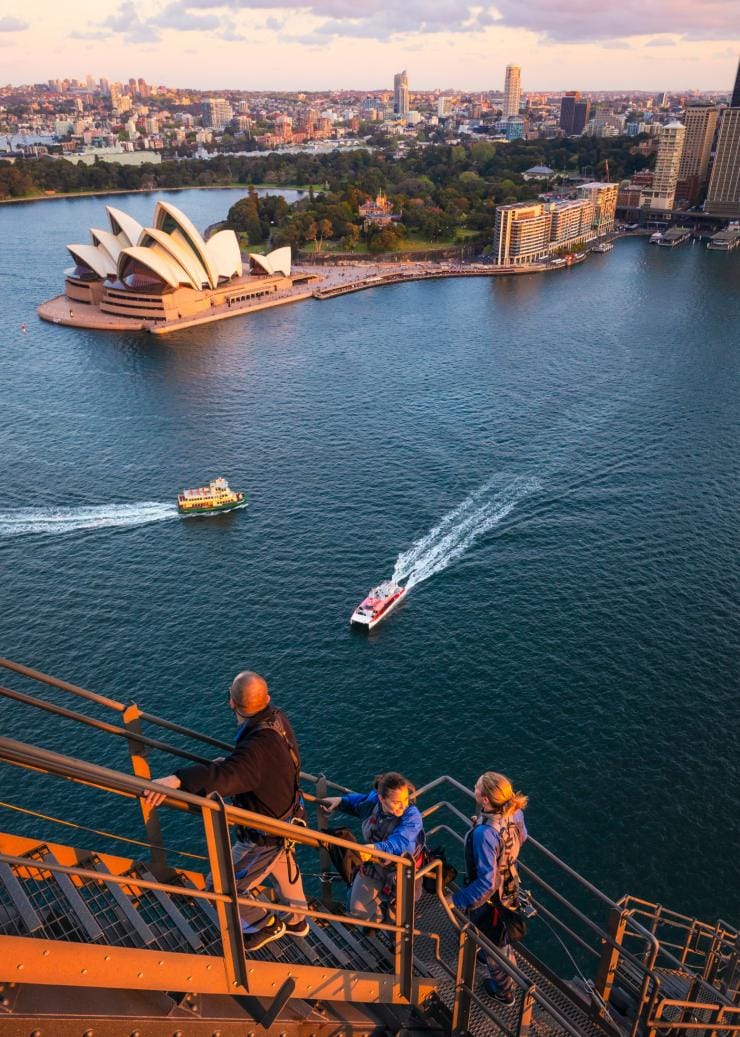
[451,772,528,1006]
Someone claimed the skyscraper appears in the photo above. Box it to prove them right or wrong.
[393,70,409,116]
[559,92,579,134]
[705,108,740,218]
[560,92,591,135]
[676,105,718,204]
[640,121,685,211]
[503,65,521,119]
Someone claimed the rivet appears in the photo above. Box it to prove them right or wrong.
[30,1030,42,1037]
[131,1031,142,1037]
[137,972,144,978]
[81,968,88,975]
[186,976,192,981]
[16,964,23,971]
[83,1030,94,1037]
[206,964,212,970]
[104,955,110,961]
[42,949,50,957]
[158,960,165,966]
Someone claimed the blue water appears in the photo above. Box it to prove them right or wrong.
[0,189,738,924]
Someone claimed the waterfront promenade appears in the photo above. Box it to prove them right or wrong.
[37,255,577,335]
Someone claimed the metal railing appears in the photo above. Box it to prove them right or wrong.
[619,896,739,1004]
[0,732,420,1003]
[0,657,736,1037]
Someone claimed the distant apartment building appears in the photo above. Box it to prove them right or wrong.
[393,71,409,116]
[640,121,685,210]
[503,65,521,118]
[201,98,234,130]
[676,105,718,205]
[705,107,740,218]
[494,184,618,265]
[559,92,590,136]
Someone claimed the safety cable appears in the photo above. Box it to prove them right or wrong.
[0,798,208,863]
[535,907,620,1027]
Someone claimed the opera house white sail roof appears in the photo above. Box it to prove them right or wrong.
[66,201,245,292]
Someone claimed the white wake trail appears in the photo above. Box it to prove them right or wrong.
[0,501,178,538]
[392,477,541,590]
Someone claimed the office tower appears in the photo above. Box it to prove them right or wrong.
[641,121,685,210]
[559,92,579,134]
[731,57,740,107]
[705,108,740,218]
[393,70,409,116]
[503,65,521,118]
[676,105,719,204]
[572,99,591,135]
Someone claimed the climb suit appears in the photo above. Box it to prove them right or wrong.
[452,809,528,995]
[174,705,307,934]
[336,789,425,921]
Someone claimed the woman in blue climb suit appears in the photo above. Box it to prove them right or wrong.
[321,772,425,921]
[451,771,528,1006]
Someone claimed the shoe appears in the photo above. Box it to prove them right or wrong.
[483,979,516,1006]
[285,918,310,937]
[241,916,286,951]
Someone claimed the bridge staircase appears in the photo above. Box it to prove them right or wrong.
[0,658,736,1036]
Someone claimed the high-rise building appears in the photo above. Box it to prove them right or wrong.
[640,121,685,210]
[560,92,591,135]
[393,70,409,116]
[572,99,591,135]
[705,107,740,218]
[201,98,234,130]
[676,105,718,205]
[503,65,521,119]
[559,92,579,134]
[731,56,740,107]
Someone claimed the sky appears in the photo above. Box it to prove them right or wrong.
[1,0,738,91]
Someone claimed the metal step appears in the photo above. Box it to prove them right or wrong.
[17,848,104,943]
[120,863,203,953]
[88,856,160,948]
[0,861,43,935]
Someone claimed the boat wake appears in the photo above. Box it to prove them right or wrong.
[392,476,541,590]
[0,502,178,538]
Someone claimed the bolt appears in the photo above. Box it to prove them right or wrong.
[30,1031,42,1037]
[42,949,50,957]
[137,972,144,978]
[81,969,88,975]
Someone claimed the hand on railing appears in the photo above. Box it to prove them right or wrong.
[142,774,182,808]
[319,796,342,815]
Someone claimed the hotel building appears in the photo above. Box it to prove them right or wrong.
[705,107,740,218]
[676,105,718,205]
[503,65,521,119]
[640,121,685,211]
[549,199,595,247]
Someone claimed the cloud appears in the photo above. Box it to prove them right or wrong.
[487,0,740,42]
[0,16,29,30]
[150,1,220,29]
[62,0,740,48]
[645,37,676,46]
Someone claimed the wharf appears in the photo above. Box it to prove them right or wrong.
[37,256,588,334]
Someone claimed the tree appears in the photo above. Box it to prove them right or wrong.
[315,218,333,252]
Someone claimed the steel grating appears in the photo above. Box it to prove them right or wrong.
[415,893,615,1037]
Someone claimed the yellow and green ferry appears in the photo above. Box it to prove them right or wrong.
[177,477,246,516]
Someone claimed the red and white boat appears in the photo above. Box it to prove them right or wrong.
[350,580,407,630]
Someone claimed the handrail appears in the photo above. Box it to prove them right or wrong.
[0,657,352,794]
[0,735,412,869]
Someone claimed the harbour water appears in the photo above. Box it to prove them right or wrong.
[1,189,738,923]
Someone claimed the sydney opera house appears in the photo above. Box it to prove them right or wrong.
[55,201,295,327]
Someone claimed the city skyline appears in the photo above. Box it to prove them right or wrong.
[0,0,737,91]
